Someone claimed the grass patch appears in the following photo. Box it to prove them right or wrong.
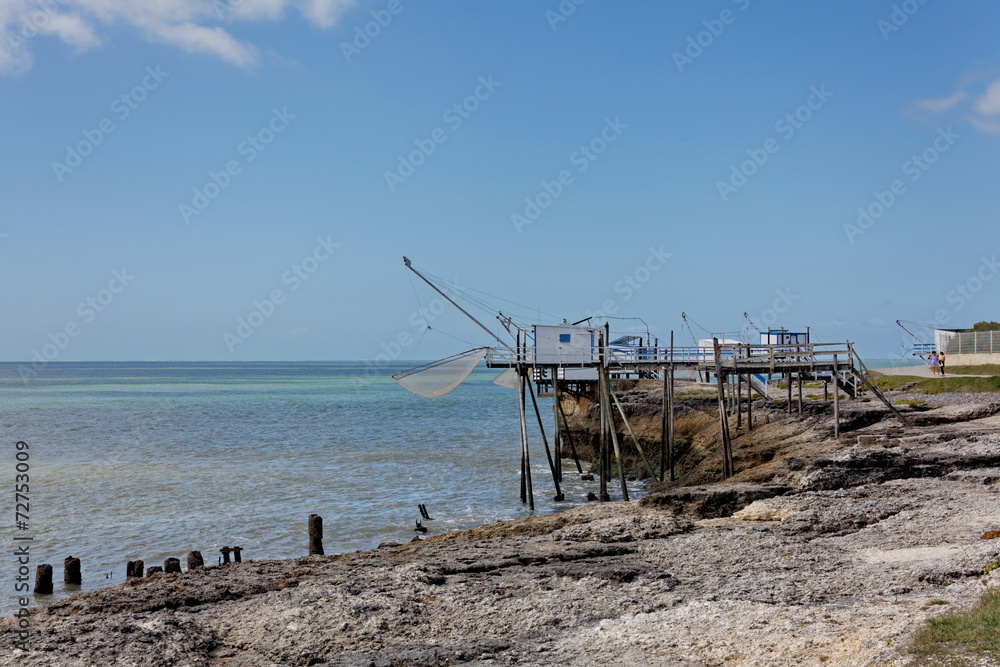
[893,399,927,407]
[911,588,1000,661]
[872,374,1000,394]
[947,364,1000,376]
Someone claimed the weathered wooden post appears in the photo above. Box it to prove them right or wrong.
[187,551,204,570]
[232,546,243,563]
[668,331,676,481]
[164,558,182,574]
[600,369,629,501]
[713,338,734,479]
[145,566,163,576]
[132,560,144,578]
[35,564,53,594]
[527,377,563,501]
[220,546,232,564]
[833,354,840,438]
[64,556,81,586]
[516,367,535,510]
[308,514,324,555]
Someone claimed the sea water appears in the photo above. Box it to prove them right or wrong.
[0,362,638,617]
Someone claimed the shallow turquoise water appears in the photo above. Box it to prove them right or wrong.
[0,361,637,617]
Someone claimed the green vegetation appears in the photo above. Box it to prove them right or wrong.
[911,588,1000,662]
[946,365,1000,377]
[674,389,717,399]
[984,560,1000,576]
[872,374,1000,394]
[893,399,927,407]
[972,321,1000,332]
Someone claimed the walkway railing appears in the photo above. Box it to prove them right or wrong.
[486,342,855,370]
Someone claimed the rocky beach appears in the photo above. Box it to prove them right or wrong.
[5,376,1000,666]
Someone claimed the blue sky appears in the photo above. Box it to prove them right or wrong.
[1,0,998,364]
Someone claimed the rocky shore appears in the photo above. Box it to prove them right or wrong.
[5,382,1000,666]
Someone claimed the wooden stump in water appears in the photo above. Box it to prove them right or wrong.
[187,551,204,570]
[145,566,163,576]
[232,546,242,563]
[164,558,182,574]
[132,560,144,578]
[64,556,82,585]
[308,514,324,556]
[34,564,53,594]
[220,547,232,564]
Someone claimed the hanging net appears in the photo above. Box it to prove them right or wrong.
[491,367,519,389]
[392,348,487,398]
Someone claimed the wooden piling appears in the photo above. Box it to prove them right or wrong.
[64,556,81,586]
[553,380,583,474]
[660,365,668,481]
[220,547,232,564]
[34,564,53,594]
[600,369,629,501]
[746,373,753,431]
[164,558,182,574]
[308,514,324,555]
[736,375,743,429]
[132,560,144,578]
[527,377,563,501]
[608,381,657,481]
[797,373,803,414]
[833,354,840,437]
[598,362,610,502]
[786,373,792,414]
[187,551,204,570]
[668,332,676,482]
[713,338,734,479]
[517,368,534,510]
[552,373,562,484]
[232,546,242,563]
[145,566,163,576]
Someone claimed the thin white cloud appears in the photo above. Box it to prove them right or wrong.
[910,71,1000,135]
[913,90,966,114]
[0,0,357,75]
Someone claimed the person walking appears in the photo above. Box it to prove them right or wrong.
[929,351,940,376]
[939,351,946,376]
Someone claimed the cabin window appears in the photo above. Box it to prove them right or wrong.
[559,334,571,343]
